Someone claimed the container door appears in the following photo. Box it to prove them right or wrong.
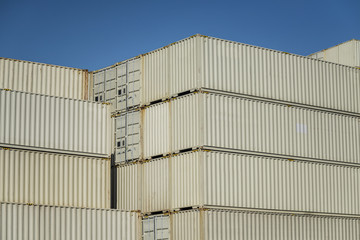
[117,85,127,112]
[127,70,141,108]
[126,111,141,161]
[143,217,155,240]
[155,216,170,240]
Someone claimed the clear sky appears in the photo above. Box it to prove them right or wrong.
[0,0,359,71]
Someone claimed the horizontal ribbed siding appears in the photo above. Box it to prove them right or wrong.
[0,57,89,100]
[0,148,110,208]
[0,89,112,157]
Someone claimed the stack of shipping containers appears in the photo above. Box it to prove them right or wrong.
[1,34,359,239]
[93,35,360,239]
[0,57,141,239]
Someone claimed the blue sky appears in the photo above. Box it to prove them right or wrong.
[0,0,359,71]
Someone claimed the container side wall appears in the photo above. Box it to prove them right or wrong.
[202,37,360,113]
[0,90,112,157]
[0,203,140,240]
[0,148,110,208]
[202,151,360,215]
[0,58,89,100]
[203,93,360,164]
[202,210,360,240]
[171,209,360,240]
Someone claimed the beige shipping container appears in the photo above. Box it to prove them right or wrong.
[143,92,360,164]
[170,208,360,240]
[309,39,360,68]
[0,202,141,240]
[0,89,113,157]
[0,57,90,100]
[142,34,360,114]
[118,150,360,215]
[0,148,110,209]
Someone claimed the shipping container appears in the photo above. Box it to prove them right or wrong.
[0,202,141,240]
[0,89,113,157]
[309,39,360,68]
[0,57,90,100]
[143,215,170,240]
[118,150,360,215]
[143,92,360,164]
[169,208,360,240]
[0,148,110,209]
[94,35,360,115]
[92,57,141,113]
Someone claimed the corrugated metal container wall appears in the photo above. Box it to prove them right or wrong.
[142,35,360,114]
[0,57,89,100]
[0,89,113,157]
[0,203,141,240]
[142,157,169,212]
[116,163,141,211]
[0,148,110,209]
[139,151,360,214]
[174,151,360,215]
[171,209,360,240]
[143,101,170,158]
[309,39,360,68]
[144,93,360,164]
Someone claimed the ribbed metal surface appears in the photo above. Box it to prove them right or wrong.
[116,163,141,211]
[171,209,360,240]
[129,150,360,214]
[144,92,360,164]
[142,157,169,212]
[0,148,110,208]
[143,36,199,104]
[0,202,140,240]
[309,39,360,68]
[143,101,170,158]
[142,35,360,114]
[0,57,89,100]
[0,89,113,157]
[173,151,360,215]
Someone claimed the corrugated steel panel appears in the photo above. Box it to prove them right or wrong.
[0,57,89,100]
[142,157,169,212]
[116,163,141,211]
[309,39,360,68]
[171,209,360,240]
[0,148,110,209]
[0,89,113,157]
[0,202,141,240]
[142,35,360,114]
[143,101,170,158]
[144,93,360,164]
[136,151,360,215]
